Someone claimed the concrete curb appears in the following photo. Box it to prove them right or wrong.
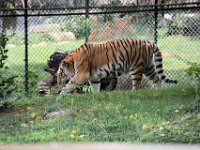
[1,143,200,150]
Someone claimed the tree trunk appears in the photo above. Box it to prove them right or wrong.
[2,1,17,33]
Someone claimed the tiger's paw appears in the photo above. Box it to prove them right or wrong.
[59,89,73,96]
[59,83,80,95]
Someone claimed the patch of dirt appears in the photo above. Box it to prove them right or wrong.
[0,106,20,116]
[55,41,70,45]
[31,42,47,47]
[46,109,72,118]
[48,32,76,42]
[6,44,16,48]
[162,52,175,58]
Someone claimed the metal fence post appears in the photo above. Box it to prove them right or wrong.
[85,0,89,43]
[154,0,158,44]
[24,0,29,95]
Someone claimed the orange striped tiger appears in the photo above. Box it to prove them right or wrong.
[57,39,177,94]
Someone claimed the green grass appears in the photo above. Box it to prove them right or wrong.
[0,87,199,143]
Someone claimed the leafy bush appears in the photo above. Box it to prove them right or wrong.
[167,14,184,35]
[62,16,92,39]
[0,34,9,67]
[101,0,122,22]
[185,63,200,98]
[167,14,200,36]
[0,34,17,107]
[186,63,200,78]
[183,15,200,36]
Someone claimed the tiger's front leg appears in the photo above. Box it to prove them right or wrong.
[60,73,90,95]
[60,82,79,95]
[89,80,101,93]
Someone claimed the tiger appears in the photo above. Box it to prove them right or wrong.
[57,38,177,94]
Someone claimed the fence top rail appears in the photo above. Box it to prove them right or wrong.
[0,5,200,18]
[0,2,200,17]
[0,2,199,11]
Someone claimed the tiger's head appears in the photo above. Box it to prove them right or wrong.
[57,55,75,90]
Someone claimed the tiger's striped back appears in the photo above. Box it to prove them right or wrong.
[57,39,177,94]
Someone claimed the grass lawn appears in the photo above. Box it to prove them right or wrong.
[1,32,200,144]
[0,86,199,143]
[1,16,200,145]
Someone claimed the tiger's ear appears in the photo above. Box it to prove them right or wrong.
[61,60,67,67]
[61,60,73,67]
[63,55,73,66]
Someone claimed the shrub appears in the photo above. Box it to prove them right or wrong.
[167,14,184,36]
[0,34,17,107]
[101,0,122,22]
[185,63,200,99]
[183,15,200,36]
[167,14,200,36]
[62,16,92,39]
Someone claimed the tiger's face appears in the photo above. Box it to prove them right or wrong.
[57,60,75,90]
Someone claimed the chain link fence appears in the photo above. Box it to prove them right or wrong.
[0,0,200,98]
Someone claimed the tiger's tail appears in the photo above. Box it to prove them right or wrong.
[153,44,177,84]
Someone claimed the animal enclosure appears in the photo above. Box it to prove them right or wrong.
[0,0,200,97]
[0,0,200,144]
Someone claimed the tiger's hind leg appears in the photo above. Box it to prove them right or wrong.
[129,70,143,90]
[89,80,101,93]
[144,63,161,88]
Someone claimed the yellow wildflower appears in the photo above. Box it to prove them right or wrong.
[91,118,97,122]
[36,116,43,120]
[175,109,180,113]
[160,133,165,137]
[162,121,170,125]
[142,124,151,130]
[71,130,77,134]
[135,113,138,118]
[159,127,164,130]
[69,133,75,139]
[26,107,32,110]
[165,121,170,125]
[31,112,36,118]
[153,92,161,98]
[129,115,134,120]
[79,135,85,139]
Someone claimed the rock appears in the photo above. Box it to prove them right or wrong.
[48,32,76,42]
[46,109,72,118]
[21,123,28,128]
